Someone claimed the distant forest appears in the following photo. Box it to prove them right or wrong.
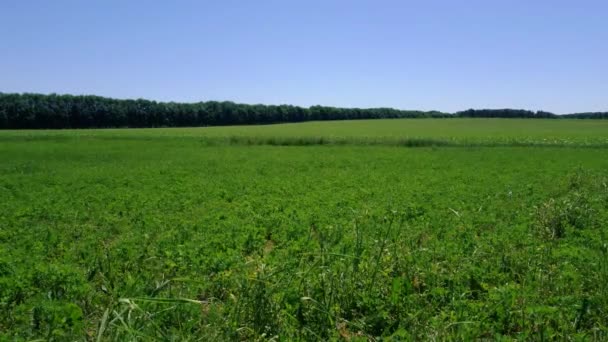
[1,92,606,129]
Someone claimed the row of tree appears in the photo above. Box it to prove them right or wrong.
[455,109,557,118]
[455,108,608,119]
[0,93,606,129]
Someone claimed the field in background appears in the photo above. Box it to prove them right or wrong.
[1,119,608,340]
[3,118,608,147]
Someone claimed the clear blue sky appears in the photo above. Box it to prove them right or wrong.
[1,0,607,113]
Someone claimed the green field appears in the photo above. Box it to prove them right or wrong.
[4,118,608,147]
[1,119,608,340]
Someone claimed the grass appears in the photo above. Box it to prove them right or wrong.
[1,119,608,340]
[2,118,608,147]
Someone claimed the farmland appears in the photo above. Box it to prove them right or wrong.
[3,118,608,147]
[1,118,608,340]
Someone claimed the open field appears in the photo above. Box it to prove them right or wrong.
[3,118,608,147]
[1,119,608,340]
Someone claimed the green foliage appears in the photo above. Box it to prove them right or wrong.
[1,123,608,340]
[1,92,607,129]
[0,92,448,129]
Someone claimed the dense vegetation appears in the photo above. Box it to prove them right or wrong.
[1,93,606,129]
[0,93,446,129]
[1,119,608,340]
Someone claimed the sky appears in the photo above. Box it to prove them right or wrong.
[1,0,607,114]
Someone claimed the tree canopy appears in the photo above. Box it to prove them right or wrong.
[0,93,605,129]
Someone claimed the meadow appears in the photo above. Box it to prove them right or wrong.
[3,118,608,147]
[1,119,608,340]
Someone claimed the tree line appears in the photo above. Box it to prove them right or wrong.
[0,93,606,129]
[456,108,608,119]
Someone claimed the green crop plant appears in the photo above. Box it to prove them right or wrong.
[1,119,608,340]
